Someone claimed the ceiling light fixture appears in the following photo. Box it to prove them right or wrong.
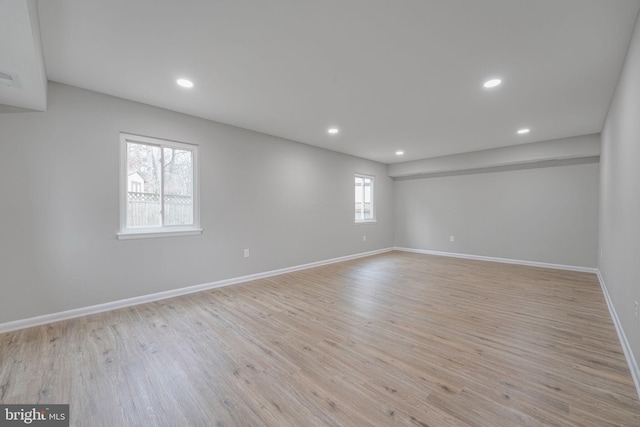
[483,78,502,88]
[517,128,530,134]
[396,151,404,156]
[177,78,194,88]
[328,127,339,134]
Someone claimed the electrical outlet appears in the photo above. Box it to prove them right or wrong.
[634,301,638,323]
[363,235,367,242]
[450,235,455,242]
[244,249,250,258]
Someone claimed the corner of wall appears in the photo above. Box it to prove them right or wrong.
[596,270,640,399]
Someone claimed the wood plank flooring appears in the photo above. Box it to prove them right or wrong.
[1,251,639,426]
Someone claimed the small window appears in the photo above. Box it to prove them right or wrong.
[118,133,201,239]
[355,174,375,222]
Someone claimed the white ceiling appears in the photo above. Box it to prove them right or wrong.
[8,0,640,163]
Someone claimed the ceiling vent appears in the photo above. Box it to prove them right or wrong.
[0,71,22,89]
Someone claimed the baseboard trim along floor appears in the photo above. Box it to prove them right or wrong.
[393,247,598,273]
[596,270,640,400]
[0,248,393,334]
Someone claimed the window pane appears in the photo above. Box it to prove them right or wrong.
[127,142,161,228]
[355,176,364,221]
[163,147,194,226]
[355,174,374,222]
[363,177,373,219]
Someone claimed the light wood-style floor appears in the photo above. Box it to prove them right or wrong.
[1,251,639,426]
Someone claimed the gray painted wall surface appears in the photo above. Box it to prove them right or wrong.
[599,10,640,376]
[0,82,393,324]
[394,161,599,267]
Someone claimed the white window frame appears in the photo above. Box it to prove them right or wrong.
[117,133,202,240]
[355,173,376,223]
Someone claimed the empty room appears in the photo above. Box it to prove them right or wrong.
[2,0,640,425]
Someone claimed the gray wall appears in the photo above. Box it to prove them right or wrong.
[599,10,640,377]
[0,82,394,324]
[394,159,600,267]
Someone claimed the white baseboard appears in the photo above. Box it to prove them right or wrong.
[393,247,598,273]
[596,270,640,400]
[0,247,393,334]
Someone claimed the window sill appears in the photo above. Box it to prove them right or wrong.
[116,228,203,240]
[355,219,377,224]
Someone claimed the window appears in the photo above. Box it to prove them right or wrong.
[355,174,375,222]
[118,133,201,239]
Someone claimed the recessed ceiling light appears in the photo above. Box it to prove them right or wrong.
[328,127,339,134]
[483,78,502,88]
[177,78,194,88]
[396,151,404,156]
[517,128,530,134]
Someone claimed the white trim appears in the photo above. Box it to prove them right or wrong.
[354,173,375,222]
[393,247,598,273]
[119,132,200,235]
[0,248,393,334]
[596,270,640,400]
[116,228,203,240]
